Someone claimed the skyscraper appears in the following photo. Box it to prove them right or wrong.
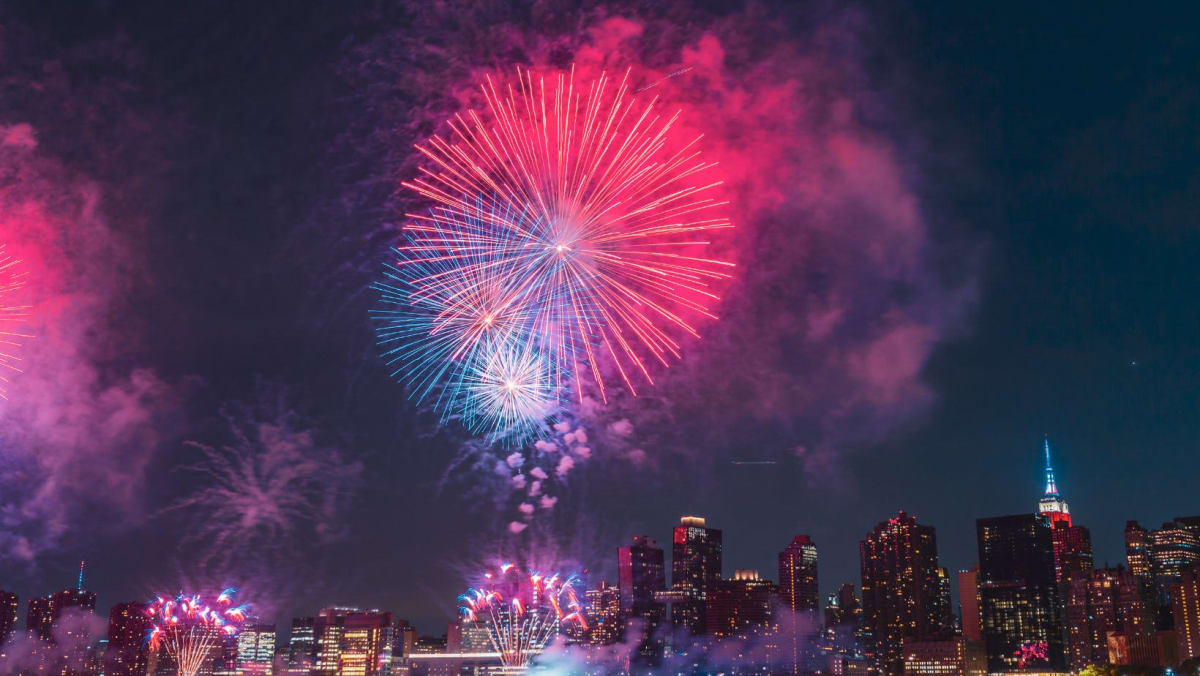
[338,611,393,676]
[958,566,982,642]
[859,511,945,676]
[778,536,819,674]
[1175,566,1200,662]
[236,622,276,674]
[27,595,53,640]
[287,617,317,674]
[779,535,819,614]
[104,601,151,676]
[1035,437,1069,526]
[585,582,622,646]
[1150,520,1200,584]
[706,570,776,640]
[1063,567,1155,670]
[1037,438,1093,584]
[935,567,954,631]
[671,516,723,634]
[1125,521,1153,578]
[313,607,355,675]
[0,591,17,647]
[618,535,666,663]
[976,513,1066,672]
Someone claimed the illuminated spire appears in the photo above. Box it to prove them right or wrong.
[1043,435,1058,497]
[77,560,85,591]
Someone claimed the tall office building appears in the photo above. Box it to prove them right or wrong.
[286,617,316,673]
[105,601,151,676]
[236,622,276,674]
[1052,524,1094,584]
[1063,567,1155,670]
[778,536,819,674]
[976,513,1065,672]
[706,570,776,640]
[1150,520,1200,583]
[779,535,819,614]
[313,607,355,675]
[338,611,393,676]
[394,621,417,662]
[935,567,955,631]
[1126,521,1153,579]
[1175,566,1200,662]
[0,591,17,647]
[586,581,622,645]
[671,516,723,635]
[958,566,982,642]
[859,511,946,676]
[27,595,54,640]
[618,535,666,662]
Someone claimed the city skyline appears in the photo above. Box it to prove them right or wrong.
[0,439,1185,637]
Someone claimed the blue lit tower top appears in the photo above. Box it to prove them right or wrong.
[1037,436,1071,525]
[1043,437,1058,497]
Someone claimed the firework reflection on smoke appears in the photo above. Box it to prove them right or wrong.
[146,589,250,676]
[458,563,586,669]
[0,244,30,401]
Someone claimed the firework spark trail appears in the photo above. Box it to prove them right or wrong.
[458,564,587,668]
[634,66,694,94]
[146,589,250,676]
[376,66,733,445]
[0,244,31,401]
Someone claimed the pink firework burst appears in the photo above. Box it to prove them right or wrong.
[146,589,250,676]
[400,66,734,404]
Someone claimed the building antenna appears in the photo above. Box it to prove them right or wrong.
[77,560,85,591]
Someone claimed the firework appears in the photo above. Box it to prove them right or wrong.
[146,589,250,676]
[375,66,733,440]
[458,564,587,669]
[1014,642,1048,668]
[0,244,30,401]
[167,404,361,569]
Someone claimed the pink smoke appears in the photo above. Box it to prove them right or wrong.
[0,125,182,562]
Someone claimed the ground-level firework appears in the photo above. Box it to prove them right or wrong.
[0,244,30,401]
[146,589,250,676]
[458,563,587,670]
[374,66,733,444]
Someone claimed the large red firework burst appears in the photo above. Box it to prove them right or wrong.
[398,67,734,404]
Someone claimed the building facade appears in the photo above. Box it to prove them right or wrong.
[104,601,151,676]
[671,516,723,635]
[901,636,986,676]
[859,511,946,676]
[976,513,1066,673]
[618,535,666,663]
[706,570,776,640]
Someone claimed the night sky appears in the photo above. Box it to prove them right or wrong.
[1,1,1198,636]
